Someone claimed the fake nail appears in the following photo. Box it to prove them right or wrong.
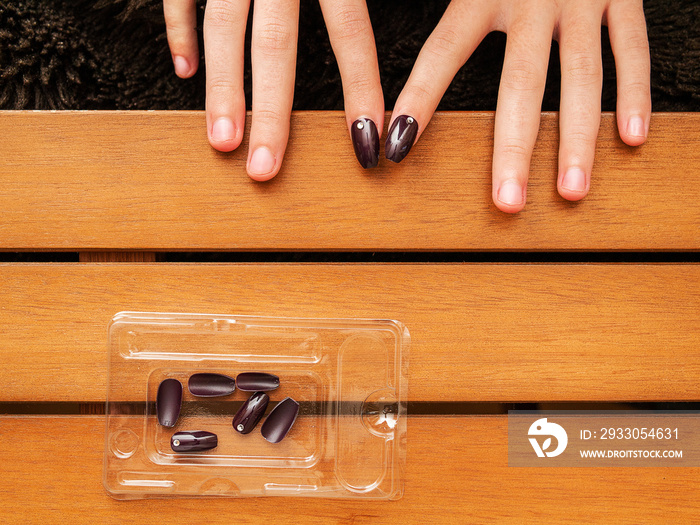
[261,397,299,444]
[171,431,218,452]
[236,372,280,392]
[156,378,182,428]
[351,118,379,169]
[232,391,269,434]
[385,115,418,163]
[188,373,236,397]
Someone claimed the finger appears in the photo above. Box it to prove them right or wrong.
[607,0,651,147]
[387,0,496,163]
[557,6,604,201]
[492,7,556,213]
[247,0,300,181]
[204,0,250,152]
[164,0,199,78]
[319,0,383,168]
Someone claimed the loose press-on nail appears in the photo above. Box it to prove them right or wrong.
[236,372,280,392]
[156,378,182,428]
[261,397,299,444]
[351,118,379,169]
[232,391,269,434]
[188,373,236,397]
[385,115,418,163]
[171,431,218,452]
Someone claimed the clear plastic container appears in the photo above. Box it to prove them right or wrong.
[103,312,409,499]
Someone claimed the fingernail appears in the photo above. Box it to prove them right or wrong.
[232,391,269,434]
[171,431,218,452]
[156,378,182,428]
[351,118,379,169]
[385,115,418,163]
[188,373,236,397]
[236,372,280,392]
[561,167,587,193]
[497,179,524,207]
[261,397,299,444]
[627,116,646,138]
[248,146,276,176]
[173,55,190,77]
[212,117,235,143]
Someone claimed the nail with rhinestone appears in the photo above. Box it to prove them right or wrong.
[170,431,218,452]
[385,115,419,163]
[351,118,379,169]
[232,391,269,434]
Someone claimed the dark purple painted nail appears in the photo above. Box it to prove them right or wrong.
[188,373,236,397]
[351,118,379,169]
[171,431,218,452]
[261,397,299,443]
[232,391,269,434]
[385,115,418,163]
[236,372,280,392]
[156,378,182,428]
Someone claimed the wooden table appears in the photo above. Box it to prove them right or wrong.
[1,111,698,523]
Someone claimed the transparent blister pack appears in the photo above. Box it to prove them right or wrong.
[103,312,409,499]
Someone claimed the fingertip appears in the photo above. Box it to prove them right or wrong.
[494,178,526,214]
[173,55,197,79]
[558,167,590,201]
[619,115,649,147]
[247,146,279,181]
[209,117,243,152]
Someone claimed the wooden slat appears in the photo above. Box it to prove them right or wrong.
[1,111,698,251]
[0,416,696,523]
[2,263,698,402]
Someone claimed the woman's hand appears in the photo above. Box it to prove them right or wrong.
[163,0,384,179]
[386,0,651,212]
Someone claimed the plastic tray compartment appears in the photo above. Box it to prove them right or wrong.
[103,312,409,499]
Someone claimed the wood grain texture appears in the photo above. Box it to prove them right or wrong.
[1,111,699,251]
[0,416,696,524]
[2,263,698,402]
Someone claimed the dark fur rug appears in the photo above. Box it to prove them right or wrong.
[1,0,698,111]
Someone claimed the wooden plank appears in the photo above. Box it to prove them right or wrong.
[1,111,698,251]
[2,263,698,402]
[0,416,696,523]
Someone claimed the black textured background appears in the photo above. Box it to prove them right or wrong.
[0,0,698,111]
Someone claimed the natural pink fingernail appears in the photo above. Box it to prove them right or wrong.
[173,56,190,77]
[561,167,586,193]
[248,147,276,176]
[627,116,646,138]
[497,179,523,206]
[212,117,235,143]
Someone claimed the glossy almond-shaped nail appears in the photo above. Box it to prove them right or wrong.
[171,431,218,452]
[188,373,236,397]
[385,115,418,163]
[236,372,280,392]
[156,378,182,428]
[351,118,379,169]
[261,397,299,443]
[232,391,269,434]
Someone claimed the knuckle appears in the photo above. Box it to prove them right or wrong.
[501,58,544,93]
[205,2,237,27]
[256,19,294,55]
[499,138,532,159]
[254,105,286,128]
[332,6,371,41]
[344,72,376,97]
[564,51,601,86]
[427,26,464,62]
[403,81,434,105]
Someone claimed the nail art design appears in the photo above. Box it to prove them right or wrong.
[236,372,280,392]
[156,378,182,428]
[351,118,379,169]
[261,397,299,444]
[171,431,218,452]
[232,391,269,434]
[385,115,418,163]
[188,373,236,397]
